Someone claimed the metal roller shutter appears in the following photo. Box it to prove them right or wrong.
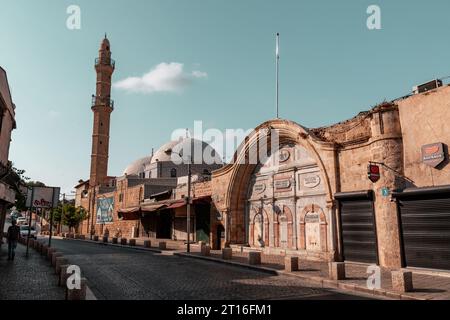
[336,191,378,264]
[398,196,450,270]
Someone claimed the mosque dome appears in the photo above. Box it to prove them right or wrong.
[151,138,222,164]
[122,138,222,177]
[122,156,152,176]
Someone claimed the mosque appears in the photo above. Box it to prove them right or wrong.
[76,37,450,272]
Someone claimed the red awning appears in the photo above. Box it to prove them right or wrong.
[140,203,167,213]
[166,200,186,209]
[118,206,140,214]
[117,206,141,221]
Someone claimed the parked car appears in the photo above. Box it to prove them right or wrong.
[20,225,37,239]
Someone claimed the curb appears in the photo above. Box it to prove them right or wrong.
[175,252,427,300]
[54,236,165,254]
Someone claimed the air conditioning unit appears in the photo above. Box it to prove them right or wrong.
[412,79,443,94]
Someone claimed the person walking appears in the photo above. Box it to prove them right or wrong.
[6,219,20,261]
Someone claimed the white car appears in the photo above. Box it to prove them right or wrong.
[20,225,37,239]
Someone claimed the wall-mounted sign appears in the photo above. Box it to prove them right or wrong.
[367,164,380,183]
[97,197,114,224]
[254,183,266,194]
[274,179,291,190]
[279,149,290,162]
[381,187,390,197]
[304,175,321,188]
[422,142,445,168]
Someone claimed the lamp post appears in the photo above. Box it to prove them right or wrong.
[165,147,192,253]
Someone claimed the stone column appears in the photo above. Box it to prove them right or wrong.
[369,107,403,269]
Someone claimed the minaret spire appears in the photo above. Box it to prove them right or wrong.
[89,36,115,187]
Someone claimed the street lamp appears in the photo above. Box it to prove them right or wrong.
[165,147,192,253]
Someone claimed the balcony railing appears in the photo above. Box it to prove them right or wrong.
[92,95,114,110]
[95,57,115,68]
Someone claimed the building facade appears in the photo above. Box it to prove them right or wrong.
[210,83,450,271]
[0,67,19,237]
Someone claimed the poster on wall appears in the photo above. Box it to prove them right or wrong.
[96,197,114,224]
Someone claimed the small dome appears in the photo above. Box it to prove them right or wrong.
[123,156,152,176]
[151,138,222,164]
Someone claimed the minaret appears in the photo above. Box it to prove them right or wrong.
[89,35,115,187]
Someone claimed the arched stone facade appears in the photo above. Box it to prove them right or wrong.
[244,141,331,257]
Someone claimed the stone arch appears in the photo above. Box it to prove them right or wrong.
[274,205,294,249]
[224,119,335,244]
[299,204,327,252]
[249,207,270,247]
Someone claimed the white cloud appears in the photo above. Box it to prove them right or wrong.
[114,62,207,94]
[192,70,208,78]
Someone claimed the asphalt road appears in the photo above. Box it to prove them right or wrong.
[47,238,377,300]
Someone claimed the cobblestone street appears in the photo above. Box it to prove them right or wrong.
[0,241,65,300]
[46,239,375,300]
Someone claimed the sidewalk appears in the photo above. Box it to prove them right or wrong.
[0,240,65,300]
[179,247,450,300]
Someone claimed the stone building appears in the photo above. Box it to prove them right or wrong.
[210,81,450,271]
[0,67,19,237]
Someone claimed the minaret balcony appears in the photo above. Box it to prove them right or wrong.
[92,95,114,110]
[95,57,115,69]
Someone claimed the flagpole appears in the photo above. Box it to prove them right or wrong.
[276,33,280,119]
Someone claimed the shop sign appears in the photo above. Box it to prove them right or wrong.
[422,142,445,168]
[367,164,380,183]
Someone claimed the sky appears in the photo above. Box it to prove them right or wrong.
[1,0,450,194]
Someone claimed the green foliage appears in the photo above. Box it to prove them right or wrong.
[52,204,86,229]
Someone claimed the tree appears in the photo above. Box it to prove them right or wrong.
[58,204,87,233]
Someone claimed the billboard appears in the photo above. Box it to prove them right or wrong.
[96,197,114,224]
[26,186,60,208]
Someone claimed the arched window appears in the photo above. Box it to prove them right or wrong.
[170,168,177,178]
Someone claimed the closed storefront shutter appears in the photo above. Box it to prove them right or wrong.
[336,191,378,264]
[397,192,450,270]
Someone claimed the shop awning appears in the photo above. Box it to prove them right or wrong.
[166,200,186,209]
[118,206,140,213]
[117,206,141,221]
[140,203,167,213]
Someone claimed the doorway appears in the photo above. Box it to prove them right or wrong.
[216,225,225,250]
[156,210,172,239]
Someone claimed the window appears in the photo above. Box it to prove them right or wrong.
[170,168,177,178]
[119,193,123,202]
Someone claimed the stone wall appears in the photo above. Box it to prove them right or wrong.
[397,85,450,187]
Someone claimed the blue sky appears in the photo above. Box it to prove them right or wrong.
[1,0,450,194]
